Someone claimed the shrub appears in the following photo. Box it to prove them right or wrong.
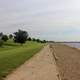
[9,34,13,39]
[32,38,36,41]
[1,35,8,42]
[36,39,41,43]
[0,40,4,47]
[27,37,32,41]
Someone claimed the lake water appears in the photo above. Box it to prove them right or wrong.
[63,43,80,49]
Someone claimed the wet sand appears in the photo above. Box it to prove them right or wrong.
[53,43,80,80]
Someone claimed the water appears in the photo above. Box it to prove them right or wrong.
[63,42,80,48]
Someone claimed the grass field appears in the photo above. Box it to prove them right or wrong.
[0,40,44,80]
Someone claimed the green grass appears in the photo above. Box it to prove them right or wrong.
[0,40,44,79]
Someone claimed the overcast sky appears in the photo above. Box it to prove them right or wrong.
[0,0,80,41]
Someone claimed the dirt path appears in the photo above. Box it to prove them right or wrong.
[4,45,59,80]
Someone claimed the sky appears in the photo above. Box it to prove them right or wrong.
[0,0,80,41]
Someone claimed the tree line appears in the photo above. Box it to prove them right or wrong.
[0,29,47,46]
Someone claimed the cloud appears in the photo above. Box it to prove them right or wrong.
[0,0,80,41]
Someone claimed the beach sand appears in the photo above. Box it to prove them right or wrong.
[52,43,80,80]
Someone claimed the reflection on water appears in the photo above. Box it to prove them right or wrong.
[63,43,80,48]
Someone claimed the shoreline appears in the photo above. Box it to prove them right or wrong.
[52,43,80,80]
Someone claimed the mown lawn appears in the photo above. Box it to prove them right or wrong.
[0,40,44,79]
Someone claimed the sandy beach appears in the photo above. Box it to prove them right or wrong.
[52,43,80,80]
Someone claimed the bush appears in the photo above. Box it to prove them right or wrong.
[36,39,40,42]
[27,37,32,41]
[40,40,47,43]
[0,40,4,47]
[9,34,13,39]
[1,35,8,42]
[43,40,47,43]
[32,38,36,41]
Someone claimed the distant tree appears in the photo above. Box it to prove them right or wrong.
[9,34,13,39]
[43,40,47,43]
[1,35,8,42]
[14,30,28,44]
[36,39,40,43]
[27,37,32,41]
[32,38,36,41]
[40,40,43,43]
[0,32,3,38]
[40,40,47,43]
